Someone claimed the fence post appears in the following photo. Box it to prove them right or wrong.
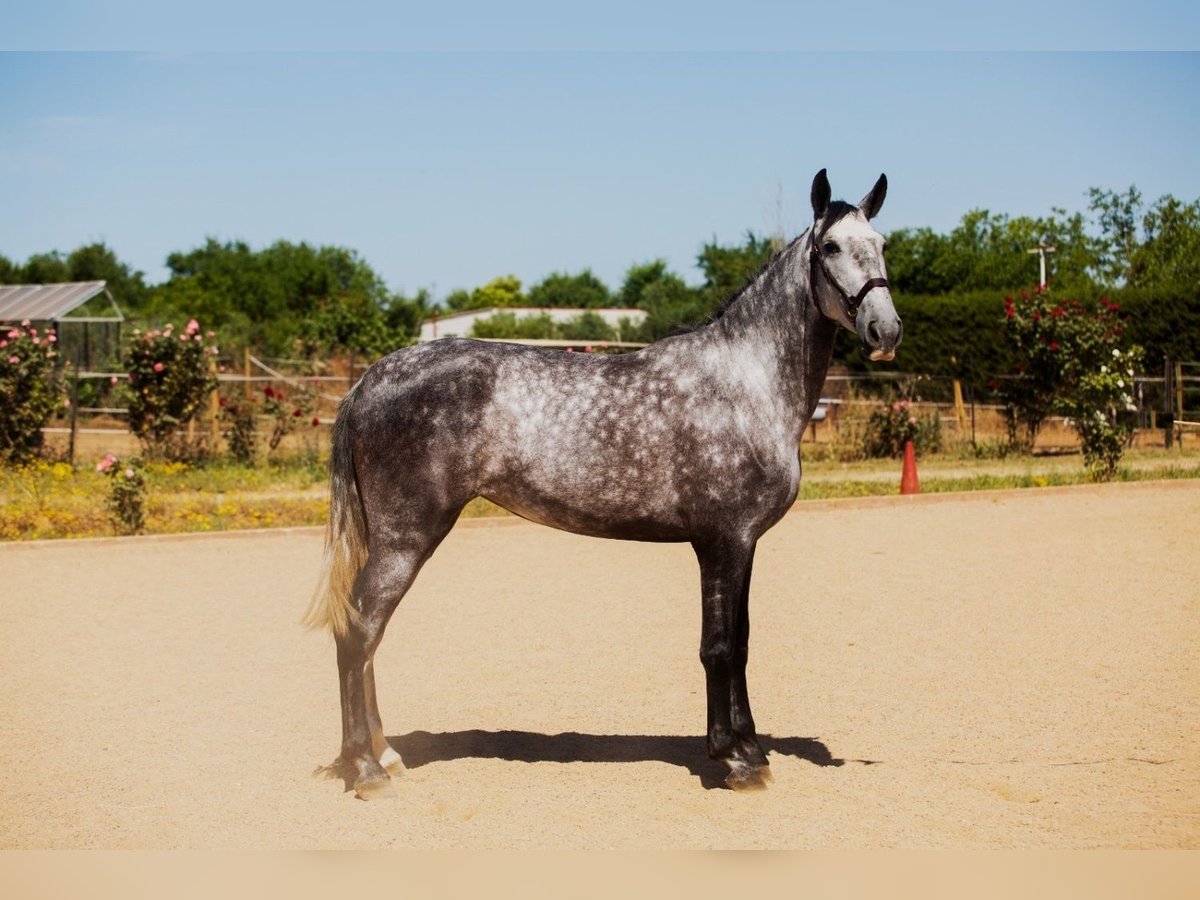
[67,348,80,468]
[1163,357,1174,450]
[243,347,252,402]
[209,357,220,446]
[1176,361,1185,446]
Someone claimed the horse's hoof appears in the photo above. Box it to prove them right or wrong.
[354,774,396,801]
[379,745,406,776]
[726,765,771,792]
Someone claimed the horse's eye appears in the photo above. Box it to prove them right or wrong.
[882,241,889,253]
[822,241,840,255]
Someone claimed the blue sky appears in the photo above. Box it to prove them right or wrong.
[2,47,1199,298]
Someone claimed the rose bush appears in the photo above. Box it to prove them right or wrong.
[97,452,146,534]
[1001,288,1142,480]
[261,384,318,453]
[123,319,218,458]
[0,322,61,464]
[860,398,942,459]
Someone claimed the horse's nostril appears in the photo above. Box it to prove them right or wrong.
[867,320,881,344]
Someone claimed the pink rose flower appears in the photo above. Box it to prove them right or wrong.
[124,469,135,479]
[8,355,18,364]
[185,319,200,335]
[96,453,117,473]
[153,362,164,372]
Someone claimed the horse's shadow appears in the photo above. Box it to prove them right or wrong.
[387,730,860,790]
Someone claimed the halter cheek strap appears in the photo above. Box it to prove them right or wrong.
[809,228,890,320]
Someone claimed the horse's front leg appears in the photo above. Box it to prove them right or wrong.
[694,536,770,790]
[729,544,770,779]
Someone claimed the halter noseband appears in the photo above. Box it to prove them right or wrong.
[809,226,890,320]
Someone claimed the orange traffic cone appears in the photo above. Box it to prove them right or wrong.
[900,440,920,495]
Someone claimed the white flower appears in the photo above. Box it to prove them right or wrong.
[1117,378,1125,388]
[1100,365,1108,373]
[1112,348,1121,358]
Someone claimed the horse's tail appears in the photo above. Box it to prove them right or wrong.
[302,389,367,637]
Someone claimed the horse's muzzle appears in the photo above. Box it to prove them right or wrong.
[857,295,903,362]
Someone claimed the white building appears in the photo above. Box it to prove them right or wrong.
[418,307,648,343]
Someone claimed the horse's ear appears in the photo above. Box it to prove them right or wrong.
[859,173,887,220]
[811,168,831,221]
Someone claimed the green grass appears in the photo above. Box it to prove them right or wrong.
[2,447,1198,541]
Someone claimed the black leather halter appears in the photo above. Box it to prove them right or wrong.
[809,227,890,320]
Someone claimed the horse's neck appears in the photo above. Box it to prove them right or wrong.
[706,239,837,431]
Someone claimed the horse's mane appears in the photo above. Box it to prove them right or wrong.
[670,201,859,337]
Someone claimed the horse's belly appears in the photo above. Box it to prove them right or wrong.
[481,481,690,542]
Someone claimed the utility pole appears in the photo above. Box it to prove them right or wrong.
[1026,244,1057,289]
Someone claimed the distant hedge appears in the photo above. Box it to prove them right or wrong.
[833,285,1200,380]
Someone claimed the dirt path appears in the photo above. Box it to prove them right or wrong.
[1,482,1197,848]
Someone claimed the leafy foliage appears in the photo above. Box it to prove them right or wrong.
[96,453,147,535]
[860,398,942,459]
[468,310,620,342]
[885,208,1098,295]
[218,394,258,464]
[0,323,61,463]
[261,384,319,453]
[123,320,219,457]
[1001,288,1142,479]
[695,231,775,312]
[1089,187,1200,288]
[527,270,612,309]
[148,239,397,356]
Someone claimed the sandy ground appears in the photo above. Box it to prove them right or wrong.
[1,482,1197,849]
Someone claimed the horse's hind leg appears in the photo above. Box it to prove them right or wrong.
[325,511,460,799]
[364,660,404,774]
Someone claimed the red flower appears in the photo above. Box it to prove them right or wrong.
[1049,341,1060,351]
[263,386,275,399]
[292,409,302,417]
[311,416,320,427]
[1031,310,1041,321]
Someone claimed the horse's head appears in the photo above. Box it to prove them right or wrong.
[808,169,903,361]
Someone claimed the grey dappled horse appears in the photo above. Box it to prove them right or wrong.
[305,169,902,798]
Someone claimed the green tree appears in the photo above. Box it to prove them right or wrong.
[886,209,1098,295]
[1135,194,1200,288]
[65,243,151,310]
[696,231,774,311]
[383,288,435,344]
[1088,186,1142,285]
[150,239,392,355]
[559,311,616,341]
[0,253,22,283]
[473,275,526,309]
[527,269,612,309]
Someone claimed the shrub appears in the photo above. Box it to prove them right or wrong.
[0,322,61,464]
[1001,288,1142,480]
[261,384,319,453]
[123,319,219,458]
[97,452,146,534]
[861,399,942,458]
[218,393,258,464]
